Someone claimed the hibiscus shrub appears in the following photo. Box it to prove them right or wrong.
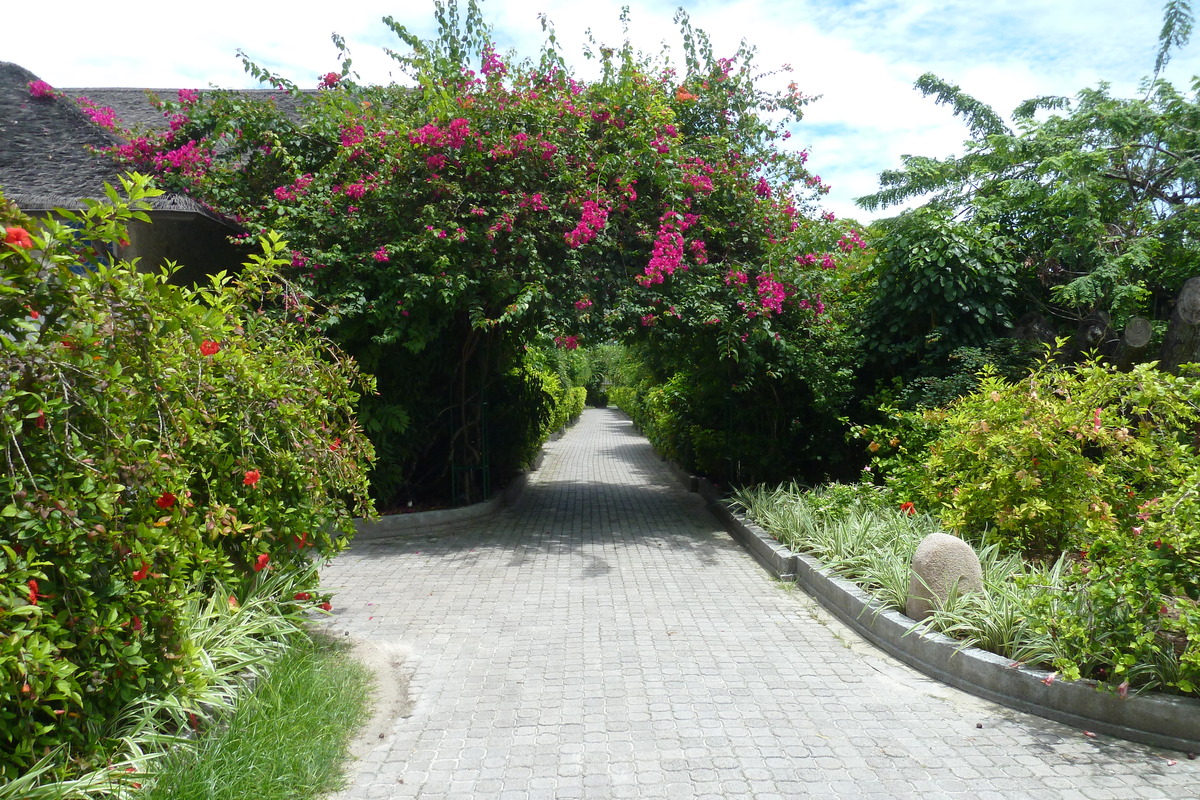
[0,178,373,781]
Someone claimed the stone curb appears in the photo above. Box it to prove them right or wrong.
[351,452,544,541]
[350,411,583,540]
[683,470,1200,754]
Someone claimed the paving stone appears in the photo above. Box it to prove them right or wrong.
[323,409,1200,799]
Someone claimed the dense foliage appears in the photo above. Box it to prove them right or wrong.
[97,0,864,500]
[1,178,373,782]
[861,355,1200,692]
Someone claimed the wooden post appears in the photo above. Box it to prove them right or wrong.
[1115,316,1153,371]
[1159,277,1200,373]
[1063,310,1112,363]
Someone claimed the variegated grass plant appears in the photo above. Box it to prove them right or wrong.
[732,482,1064,672]
[1,565,357,800]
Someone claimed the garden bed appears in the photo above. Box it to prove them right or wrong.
[683,474,1200,754]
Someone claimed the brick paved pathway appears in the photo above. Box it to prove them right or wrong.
[322,408,1199,799]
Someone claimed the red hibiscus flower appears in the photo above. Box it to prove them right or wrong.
[156,491,176,509]
[318,601,332,612]
[131,615,143,633]
[899,501,916,516]
[294,592,312,601]
[27,579,39,605]
[200,340,220,356]
[132,562,150,581]
[243,469,261,486]
[293,532,309,549]
[329,437,341,452]
[253,553,270,572]
[5,227,33,248]
[34,410,46,429]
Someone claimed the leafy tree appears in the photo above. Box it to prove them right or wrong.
[859,3,1200,353]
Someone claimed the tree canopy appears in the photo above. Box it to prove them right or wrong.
[107,0,864,501]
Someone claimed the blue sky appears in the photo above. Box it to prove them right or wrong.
[10,0,1198,220]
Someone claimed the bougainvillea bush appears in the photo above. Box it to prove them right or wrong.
[0,177,373,781]
[95,0,866,502]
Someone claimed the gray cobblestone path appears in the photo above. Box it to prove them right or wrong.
[322,408,1199,799]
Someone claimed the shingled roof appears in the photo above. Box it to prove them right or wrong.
[0,62,309,223]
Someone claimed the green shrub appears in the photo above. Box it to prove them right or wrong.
[0,178,373,782]
[907,358,1200,557]
[871,355,1200,692]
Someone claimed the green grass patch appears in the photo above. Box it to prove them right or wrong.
[141,634,372,800]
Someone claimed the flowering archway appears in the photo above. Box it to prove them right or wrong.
[98,2,867,503]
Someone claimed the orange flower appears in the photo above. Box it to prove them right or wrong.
[675,87,698,102]
[4,226,33,248]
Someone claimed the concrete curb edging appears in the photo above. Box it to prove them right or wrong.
[686,473,1200,754]
[352,451,546,541]
[350,412,581,540]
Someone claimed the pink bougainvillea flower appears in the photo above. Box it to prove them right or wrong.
[1042,672,1057,686]
[200,340,220,356]
[253,553,270,572]
[320,72,341,89]
[243,469,260,486]
[28,80,56,99]
[132,562,150,581]
[155,491,176,509]
[5,227,34,248]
